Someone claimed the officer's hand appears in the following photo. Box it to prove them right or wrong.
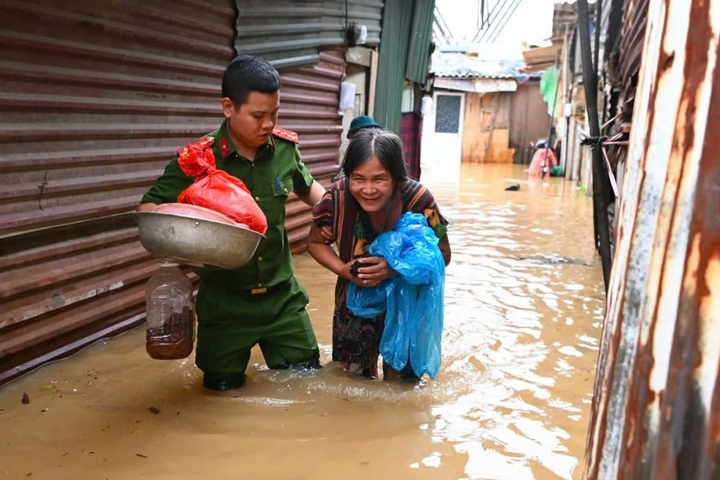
[357,256,396,287]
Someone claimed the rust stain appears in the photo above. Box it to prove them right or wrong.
[626,0,713,475]
[586,0,720,477]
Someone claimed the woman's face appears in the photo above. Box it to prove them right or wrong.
[348,156,395,213]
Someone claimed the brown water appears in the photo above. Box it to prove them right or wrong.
[0,164,605,480]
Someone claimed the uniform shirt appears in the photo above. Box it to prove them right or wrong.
[141,120,314,291]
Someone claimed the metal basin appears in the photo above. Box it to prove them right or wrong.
[136,211,264,270]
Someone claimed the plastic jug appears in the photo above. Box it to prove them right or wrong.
[145,262,194,360]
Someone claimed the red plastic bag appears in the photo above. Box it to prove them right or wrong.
[176,140,268,235]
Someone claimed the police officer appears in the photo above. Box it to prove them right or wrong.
[138,55,327,391]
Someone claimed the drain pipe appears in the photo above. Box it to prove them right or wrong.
[577,0,612,292]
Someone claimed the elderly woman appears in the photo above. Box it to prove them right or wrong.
[307,129,451,379]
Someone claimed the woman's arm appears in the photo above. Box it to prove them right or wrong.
[439,235,451,266]
[307,224,355,283]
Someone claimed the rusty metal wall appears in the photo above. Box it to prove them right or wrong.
[280,48,345,253]
[234,0,382,69]
[618,0,651,99]
[0,2,344,384]
[584,0,720,478]
[0,0,236,385]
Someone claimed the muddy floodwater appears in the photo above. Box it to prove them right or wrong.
[0,164,605,480]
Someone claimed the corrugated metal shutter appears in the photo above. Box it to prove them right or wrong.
[280,48,345,253]
[234,0,383,69]
[405,0,436,85]
[0,0,236,385]
[373,0,414,133]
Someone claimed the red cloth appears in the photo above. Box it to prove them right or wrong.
[176,142,268,235]
[528,148,558,177]
[400,112,422,180]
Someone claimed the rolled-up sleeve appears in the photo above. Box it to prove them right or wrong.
[311,187,336,235]
[292,146,314,196]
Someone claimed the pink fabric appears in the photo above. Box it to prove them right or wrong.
[528,148,558,177]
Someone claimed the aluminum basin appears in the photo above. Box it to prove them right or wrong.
[136,211,264,270]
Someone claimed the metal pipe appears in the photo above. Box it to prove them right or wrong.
[577,0,612,292]
[594,0,602,73]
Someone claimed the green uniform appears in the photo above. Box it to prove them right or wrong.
[141,120,320,389]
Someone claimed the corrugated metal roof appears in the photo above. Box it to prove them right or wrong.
[431,52,525,79]
[434,76,517,93]
[234,0,383,70]
[405,0,436,84]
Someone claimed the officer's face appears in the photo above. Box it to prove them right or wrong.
[348,156,395,214]
[223,91,280,148]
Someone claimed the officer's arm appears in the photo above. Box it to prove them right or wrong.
[297,180,326,208]
[291,145,325,207]
[138,155,192,211]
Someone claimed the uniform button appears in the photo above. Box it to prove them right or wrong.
[258,282,263,287]
[255,196,260,201]
[258,257,263,261]
[283,188,288,194]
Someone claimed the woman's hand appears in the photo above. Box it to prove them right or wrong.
[318,226,334,243]
[339,261,364,286]
[355,256,396,288]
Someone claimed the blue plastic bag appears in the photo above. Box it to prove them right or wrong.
[346,213,445,379]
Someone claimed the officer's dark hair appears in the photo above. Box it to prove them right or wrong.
[222,55,281,107]
[342,128,408,185]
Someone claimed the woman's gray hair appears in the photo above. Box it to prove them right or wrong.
[340,128,408,184]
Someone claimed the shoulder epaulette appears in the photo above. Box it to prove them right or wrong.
[272,127,300,144]
[177,135,215,158]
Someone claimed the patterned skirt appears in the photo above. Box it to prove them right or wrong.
[332,278,417,380]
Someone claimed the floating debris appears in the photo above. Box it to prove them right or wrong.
[148,407,160,415]
[21,393,30,405]
[516,254,591,266]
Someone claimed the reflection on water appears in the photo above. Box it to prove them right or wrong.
[0,164,604,480]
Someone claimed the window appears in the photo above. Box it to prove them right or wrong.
[435,94,461,133]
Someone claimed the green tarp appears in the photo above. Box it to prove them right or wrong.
[540,65,560,119]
